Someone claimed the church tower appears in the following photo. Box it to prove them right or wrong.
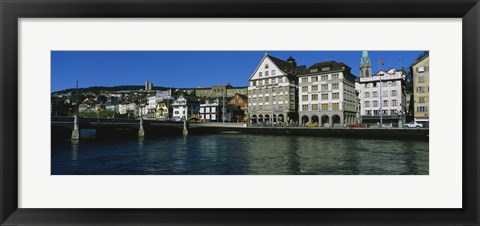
[360,51,372,77]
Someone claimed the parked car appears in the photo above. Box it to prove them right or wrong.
[404,121,423,128]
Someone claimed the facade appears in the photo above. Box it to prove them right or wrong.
[155,101,170,119]
[297,61,357,127]
[248,54,305,125]
[199,100,227,122]
[228,93,248,123]
[195,85,247,99]
[412,54,430,126]
[358,68,407,126]
[171,96,200,121]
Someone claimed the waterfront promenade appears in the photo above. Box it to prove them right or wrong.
[52,117,428,141]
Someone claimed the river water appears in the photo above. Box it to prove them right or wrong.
[51,132,428,175]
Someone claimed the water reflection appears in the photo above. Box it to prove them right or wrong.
[52,134,429,175]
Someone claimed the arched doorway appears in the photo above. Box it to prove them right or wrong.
[251,115,257,124]
[321,115,329,127]
[332,114,341,126]
[301,115,309,125]
[258,115,263,124]
[264,114,270,125]
[278,114,285,124]
[311,115,319,124]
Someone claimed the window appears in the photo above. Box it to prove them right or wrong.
[321,93,328,100]
[383,91,388,97]
[265,64,269,69]
[302,86,308,92]
[265,96,269,102]
[392,100,397,106]
[332,73,339,79]
[265,71,269,76]
[259,97,263,102]
[332,103,339,110]
[321,84,328,91]
[312,85,318,91]
[312,104,318,111]
[418,76,425,83]
[302,95,308,101]
[252,81,256,86]
[278,95,283,101]
[390,110,397,115]
[271,70,275,75]
[364,83,368,88]
[312,94,318,101]
[374,110,379,115]
[365,101,370,107]
[332,93,339,99]
[366,110,372,115]
[419,97,425,103]
[417,106,427,112]
[258,80,263,85]
[259,72,262,77]
[364,92,370,98]
[302,104,308,111]
[322,67,330,71]
[301,77,308,83]
[417,66,425,73]
[271,78,275,84]
[332,83,339,89]
[313,76,319,81]
[265,79,269,85]
[382,81,388,87]
[373,91,378,97]
[310,68,318,73]
[373,82,377,87]
[391,81,397,86]
[322,104,329,111]
[321,75,328,81]
[391,90,397,96]
[417,87,424,93]
[373,101,378,107]
[383,100,388,107]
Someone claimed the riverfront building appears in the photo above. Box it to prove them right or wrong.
[358,68,407,126]
[297,61,357,127]
[247,54,306,125]
[171,96,200,121]
[412,54,430,126]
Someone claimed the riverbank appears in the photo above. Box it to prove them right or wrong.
[190,127,429,141]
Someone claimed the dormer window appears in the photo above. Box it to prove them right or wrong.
[310,68,318,73]
[322,67,330,71]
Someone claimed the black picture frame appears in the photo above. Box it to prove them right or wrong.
[1,0,479,225]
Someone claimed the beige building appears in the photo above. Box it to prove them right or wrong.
[248,54,305,125]
[412,54,430,125]
[298,61,357,127]
[195,85,247,99]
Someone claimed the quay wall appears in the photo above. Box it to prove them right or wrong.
[190,127,429,141]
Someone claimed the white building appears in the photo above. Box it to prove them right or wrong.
[297,61,357,127]
[171,96,200,121]
[199,100,231,122]
[118,104,127,115]
[247,54,305,125]
[358,69,406,127]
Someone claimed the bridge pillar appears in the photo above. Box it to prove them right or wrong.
[138,117,145,137]
[71,115,80,140]
[183,120,188,136]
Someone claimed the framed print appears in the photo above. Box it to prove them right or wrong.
[1,0,479,225]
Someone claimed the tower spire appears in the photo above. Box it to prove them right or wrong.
[360,50,372,77]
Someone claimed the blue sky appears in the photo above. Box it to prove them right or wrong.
[51,50,425,92]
